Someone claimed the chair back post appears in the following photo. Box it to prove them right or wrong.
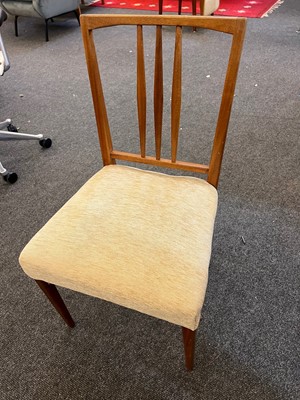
[81,16,115,166]
[207,20,246,188]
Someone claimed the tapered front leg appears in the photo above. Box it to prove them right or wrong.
[35,280,75,328]
[182,327,196,371]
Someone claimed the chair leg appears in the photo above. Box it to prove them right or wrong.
[178,0,182,15]
[14,16,19,37]
[45,19,49,42]
[192,0,196,15]
[35,280,75,328]
[182,327,196,371]
[192,0,197,32]
[74,9,80,26]
[158,0,163,14]
[200,0,205,15]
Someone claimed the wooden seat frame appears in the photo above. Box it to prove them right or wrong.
[33,15,246,371]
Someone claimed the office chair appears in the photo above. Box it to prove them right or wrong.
[0,9,51,183]
[19,15,246,370]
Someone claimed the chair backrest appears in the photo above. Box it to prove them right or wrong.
[81,15,246,188]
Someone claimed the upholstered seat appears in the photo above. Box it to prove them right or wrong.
[20,165,218,330]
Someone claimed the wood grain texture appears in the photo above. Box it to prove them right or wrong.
[207,20,246,187]
[171,26,182,163]
[111,150,209,174]
[81,14,246,185]
[80,14,242,35]
[137,25,147,158]
[154,25,163,160]
[81,17,114,165]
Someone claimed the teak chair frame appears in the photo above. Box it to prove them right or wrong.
[80,15,246,188]
[34,15,246,371]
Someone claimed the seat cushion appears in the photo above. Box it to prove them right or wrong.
[19,165,218,330]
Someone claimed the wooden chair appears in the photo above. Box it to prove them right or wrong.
[19,15,246,371]
[158,0,220,16]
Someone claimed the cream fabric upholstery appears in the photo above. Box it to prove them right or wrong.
[19,165,218,331]
[202,0,220,16]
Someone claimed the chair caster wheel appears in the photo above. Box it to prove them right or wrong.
[7,124,18,132]
[3,172,18,184]
[39,138,52,148]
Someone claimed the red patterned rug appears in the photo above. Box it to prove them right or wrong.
[90,0,284,18]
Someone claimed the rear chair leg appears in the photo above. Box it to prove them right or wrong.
[182,327,196,371]
[35,280,75,328]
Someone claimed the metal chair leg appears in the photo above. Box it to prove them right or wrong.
[45,19,49,42]
[14,16,18,37]
[74,9,80,26]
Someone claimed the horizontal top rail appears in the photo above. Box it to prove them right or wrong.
[80,14,246,35]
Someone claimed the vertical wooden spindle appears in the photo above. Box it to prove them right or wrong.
[154,25,163,160]
[137,25,146,158]
[171,26,182,163]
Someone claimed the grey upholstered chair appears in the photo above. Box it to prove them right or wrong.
[0,0,81,41]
